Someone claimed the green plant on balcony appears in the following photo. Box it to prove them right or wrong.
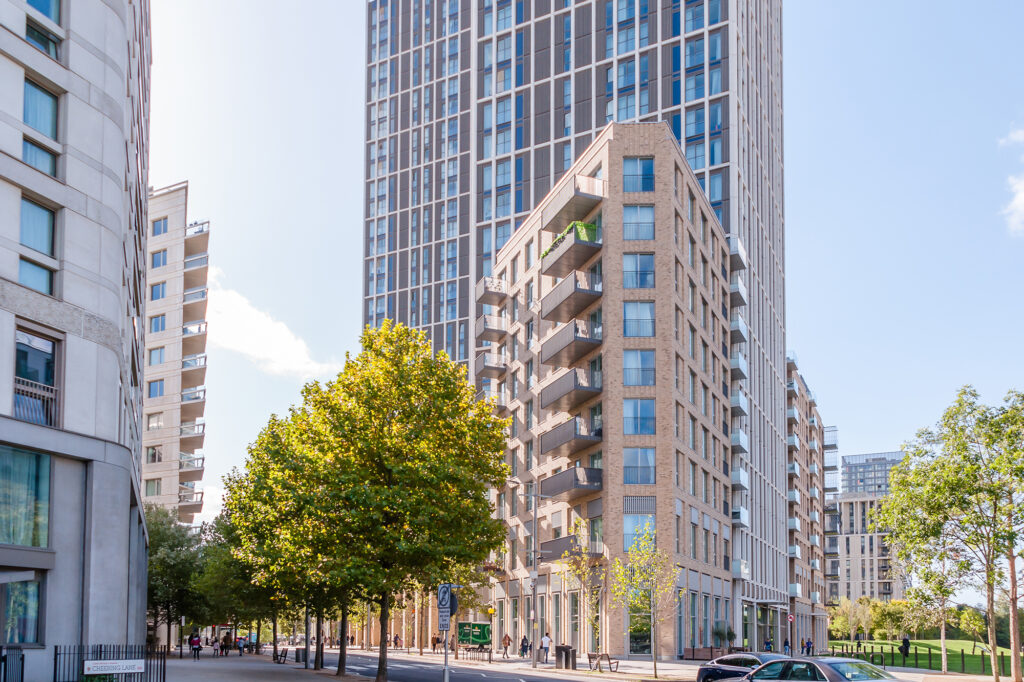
[540,221,599,259]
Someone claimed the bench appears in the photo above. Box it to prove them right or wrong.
[274,648,289,664]
[587,652,619,672]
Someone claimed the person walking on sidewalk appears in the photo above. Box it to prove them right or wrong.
[541,633,551,663]
[519,635,529,658]
[784,638,790,656]
[502,633,512,658]
[212,638,219,657]
[188,631,202,660]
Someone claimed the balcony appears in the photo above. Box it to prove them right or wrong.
[540,467,603,501]
[787,380,798,397]
[475,314,507,342]
[476,276,507,306]
[730,353,748,380]
[787,407,801,424]
[475,352,508,379]
[786,351,798,368]
[788,517,802,532]
[788,545,802,560]
[540,222,602,278]
[809,510,820,524]
[539,534,604,561]
[730,313,748,343]
[540,175,606,233]
[810,534,821,547]
[808,415,819,428]
[808,390,817,406]
[732,559,751,581]
[185,221,210,241]
[541,271,603,322]
[787,489,802,505]
[808,463,820,476]
[539,417,602,458]
[824,522,839,536]
[787,461,801,478]
[178,490,204,509]
[13,377,60,428]
[824,502,838,514]
[183,286,208,317]
[182,320,207,355]
[182,386,206,403]
[180,421,206,438]
[183,253,209,289]
[730,466,750,491]
[540,368,602,412]
[184,253,208,271]
[809,487,820,499]
[809,559,821,571]
[477,388,509,412]
[178,454,205,482]
[730,391,749,416]
[811,591,821,604]
[808,439,820,453]
[789,583,803,598]
[787,434,800,450]
[729,275,747,307]
[540,320,602,367]
[728,235,747,271]
[183,320,207,337]
[825,546,839,558]
[880,583,893,595]
[731,427,749,454]
[731,506,750,529]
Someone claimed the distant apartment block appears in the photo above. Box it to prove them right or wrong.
[841,451,903,495]
[479,122,748,658]
[783,353,828,648]
[0,0,151,674]
[143,183,209,523]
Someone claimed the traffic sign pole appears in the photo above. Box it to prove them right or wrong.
[438,584,451,682]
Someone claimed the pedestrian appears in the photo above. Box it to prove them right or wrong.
[763,637,771,652]
[856,639,861,652]
[784,638,790,656]
[900,636,910,658]
[431,634,437,653]
[806,638,813,656]
[520,635,529,658]
[502,633,512,659]
[237,636,244,656]
[800,638,805,656]
[189,631,202,660]
[541,632,551,663]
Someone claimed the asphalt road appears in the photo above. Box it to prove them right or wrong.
[329,651,570,682]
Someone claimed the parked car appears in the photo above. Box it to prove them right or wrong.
[698,653,789,682]
[717,657,910,682]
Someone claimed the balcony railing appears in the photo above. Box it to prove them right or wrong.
[182,387,206,402]
[179,455,206,471]
[476,276,507,305]
[184,253,209,270]
[180,422,206,437]
[183,321,207,336]
[730,353,748,380]
[183,286,208,303]
[477,388,509,410]
[540,320,603,367]
[539,534,604,561]
[540,467,603,501]
[185,222,209,237]
[731,507,750,528]
[13,377,60,427]
[540,221,602,277]
[182,354,207,369]
[623,466,656,485]
[623,319,655,337]
[539,417,603,457]
[540,367,602,411]
[623,222,655,240]
[178,491,204,505]
[541,271,603,322]
[622,269,655,288]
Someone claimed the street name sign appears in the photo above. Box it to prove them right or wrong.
[83,660,145,674]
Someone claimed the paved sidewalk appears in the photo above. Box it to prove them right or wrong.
[166,654,345,681]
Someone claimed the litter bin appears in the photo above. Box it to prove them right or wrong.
[555,645,576,670]
[294,648,307,663]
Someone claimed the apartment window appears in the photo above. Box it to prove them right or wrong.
[149,315,165,333]
[686,140,705,170]
[623,205,654,240]
[150,282,166,301]
[623,349,655,386]
[27,0,59,22]
[26,21,59,58]
[624,514,654,551]
[623,253,654,288]
[690,523,698,559]
[623,301,654,337]
[623,398,656,435]
[146,446,162,464]
[148,347,164,365]
[623,157,654,192]
[148,380,164,398]
[624,448,656,484]
[0,579,41,644]
[525,440,534,470]
[24,80,57,139]
[689,461,697,496]
[144,478,161,497]
[23,139,55,175]
[14,329,58,426]
[152,218,168,236]
[151,250,167,268]
[19,259,52,295]
[0,445,50,547]
[146,413,163,430]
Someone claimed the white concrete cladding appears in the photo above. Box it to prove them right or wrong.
[364,0,787,645]
[0,0,151,676]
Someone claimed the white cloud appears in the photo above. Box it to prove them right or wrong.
[1004,175,1024,235]
[999,128,1024,147]
[207,267,341,379]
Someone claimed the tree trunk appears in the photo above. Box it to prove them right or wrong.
[940,610,948,673]
[376,595,390,682]
[988,580,1000,682]
[273,614,278,660]
[337,609,349,676]
[652,613,658,679]
[315,612,324,670]
[257,621,262,654]
[166,612,172,655]
[1009,545,1022,682]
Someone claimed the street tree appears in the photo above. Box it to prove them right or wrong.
[828,598,854,641]
[560,518,605,654]
[609,522,678,679]
[145,505,203,648]
[960,607,988,654]
[304,321,509,682]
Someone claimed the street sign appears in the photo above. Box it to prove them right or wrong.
[788,614,794,623]
[438,584,451,631]
[84,660,145,674]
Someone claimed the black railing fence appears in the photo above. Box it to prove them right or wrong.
[53,645,165,682]
[1,647,24,682]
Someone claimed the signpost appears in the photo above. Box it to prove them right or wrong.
[438,584,451,682]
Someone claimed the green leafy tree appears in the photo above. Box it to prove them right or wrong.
[609,522,678,679]
[301,321,509,681]
[560,518,605,654]
[828,597,854,640]
[870,599,906,641]
[960,607,988,653]
[145,505,203,647]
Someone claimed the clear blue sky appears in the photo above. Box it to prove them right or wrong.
[147,0,1024,540]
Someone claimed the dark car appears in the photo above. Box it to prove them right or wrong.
[717,657,910,682]
[697,653,789,682]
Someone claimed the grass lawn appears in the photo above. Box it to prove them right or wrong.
[827,639,1020,675]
